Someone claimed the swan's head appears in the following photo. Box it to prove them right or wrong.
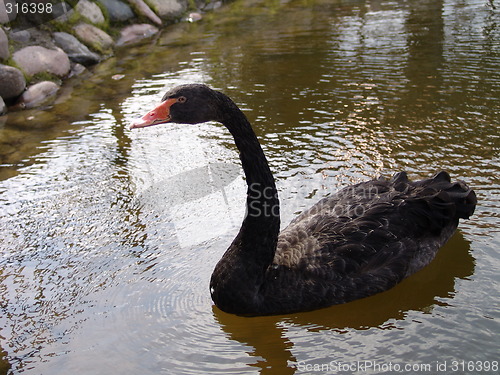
[130,84,222,129]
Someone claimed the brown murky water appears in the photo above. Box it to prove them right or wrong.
[0,0,499,374]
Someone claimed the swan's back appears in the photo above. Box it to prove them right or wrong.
[262,171,476,314]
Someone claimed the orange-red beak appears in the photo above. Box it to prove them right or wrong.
[130,98,177,129]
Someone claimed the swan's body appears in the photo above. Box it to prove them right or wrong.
[132,84,476,316]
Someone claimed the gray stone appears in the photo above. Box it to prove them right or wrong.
[127,0,161,25]
[0,27,8,60]
[0,1,12,24]
[13,46,71,77]
[0,96,5,115]
[53,31,100,66]
[0,64,26,100]
[202,1,222,11]
[76,0,105,24]
[9,29,30,43]
[16,81,59,109]
[145,0,186,20]
[69,63,86,77]
[96,0,134,22]
[117,23,158,46]
[74,23,114,52]
[52,2,75,23]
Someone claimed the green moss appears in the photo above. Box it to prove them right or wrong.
[144,0,158,14]
[86,41,108,55]
[29,71,61,85]
[2,56,19,70]
[51,12,82,31]
[94,0,111,25]
[51,5,109,31]
[187,0,197,11]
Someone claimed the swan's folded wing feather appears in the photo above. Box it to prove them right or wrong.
[271,171,473,282]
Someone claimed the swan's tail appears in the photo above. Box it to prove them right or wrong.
[426,171,477,219]
[391,170,477,225]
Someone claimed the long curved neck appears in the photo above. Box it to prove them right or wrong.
[220,97,280,256]
[210,93,280,314]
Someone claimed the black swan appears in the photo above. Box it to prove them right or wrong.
[131,84,476,316]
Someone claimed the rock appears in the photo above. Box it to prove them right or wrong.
[69,63,86,77]
[186,12,202,23]
[0,3,12,24]
[53,31,101,66]
[0,96,5,115]
[127,0,162,25]
[0,27,8,60]
[146,0,186,20]
[9,29,30,43]
[74,23,114,52]
[76,0,106,24]
[96,0,134,22]
[16,81,59,109]
[0,64,26,100]
[116,24,159,46]
[52,2,75,23]
[202,1,222,11]
[12,46,71,77]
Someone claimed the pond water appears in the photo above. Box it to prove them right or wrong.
[0,0,499,373]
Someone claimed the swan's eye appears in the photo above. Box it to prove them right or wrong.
[177,96,187,103]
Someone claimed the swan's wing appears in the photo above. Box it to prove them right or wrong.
[272,171,475,281]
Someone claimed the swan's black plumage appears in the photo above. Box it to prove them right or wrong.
[132,84,476,316]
